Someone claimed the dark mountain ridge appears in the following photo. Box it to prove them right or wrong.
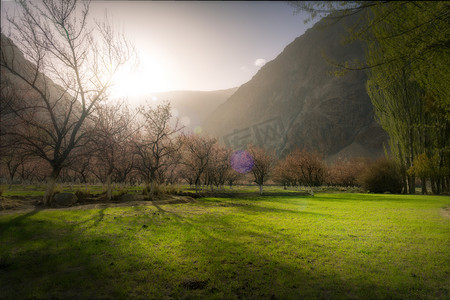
[203,13,388,161]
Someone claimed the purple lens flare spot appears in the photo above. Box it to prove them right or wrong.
[230,150,254,174]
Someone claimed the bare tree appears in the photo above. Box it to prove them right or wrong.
[133,101,183,197]
[273,158,296,189]
[180,134,216,192]
[0,0,134,204]
[206,143,232,191]
[113,143,136,185]
[284,149,326,196]
[327,157,368,187]
[92,102,134,200]
[68,154,93,183]
[225,168,242,190]
[247,145,276,195]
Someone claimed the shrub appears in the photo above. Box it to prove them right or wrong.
[361,158,403,193]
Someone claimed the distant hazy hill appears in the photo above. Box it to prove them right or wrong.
[1,33,78,123]
[130,88,238,133]
[203,14,388,161]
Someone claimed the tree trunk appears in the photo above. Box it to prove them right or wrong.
[106,173,112,201]
[43,168,61,205]
[401,173,408,194]
[443,177,449,194]
[150,179,156,197]
[309,186,314,197]
[408,174,415,194]
[259,185,263,195]
[436,177,442,195]
[143,181,150,196]
[431,178,437,194]
[421,177,427,195]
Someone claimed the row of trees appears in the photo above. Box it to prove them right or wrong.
[3,98,445,197]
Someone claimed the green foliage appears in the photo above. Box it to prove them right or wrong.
[408,152,450,194]
[365,2,450,194]
[362,159,403,193]
[370,1,450,117]
[408,153,437,179]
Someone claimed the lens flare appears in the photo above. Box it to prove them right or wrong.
[230,150,254,174]
[194,126,203,135]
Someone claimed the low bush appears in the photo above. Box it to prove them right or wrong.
[361,158,403,193]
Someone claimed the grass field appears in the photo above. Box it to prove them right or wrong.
[0,193,449,299]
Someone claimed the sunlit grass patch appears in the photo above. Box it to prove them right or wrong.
[0,193,448,299]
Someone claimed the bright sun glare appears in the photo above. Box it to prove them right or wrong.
[109,55,172,99]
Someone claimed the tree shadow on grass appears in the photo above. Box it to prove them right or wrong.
[93,207,107,226]
[0,208,43,236]
[157,210,382,299]
[0,202,445,299]
[201,197,329,218]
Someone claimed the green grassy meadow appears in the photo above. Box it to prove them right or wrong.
[0,193,449,299]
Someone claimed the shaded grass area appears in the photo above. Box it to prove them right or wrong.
[0,183,361,198]
[0,184,142,197]
[0,193,449,299]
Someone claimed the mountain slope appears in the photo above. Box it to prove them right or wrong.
[203,14,388,161]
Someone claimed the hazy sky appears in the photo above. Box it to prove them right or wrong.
[1,1,315,98]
